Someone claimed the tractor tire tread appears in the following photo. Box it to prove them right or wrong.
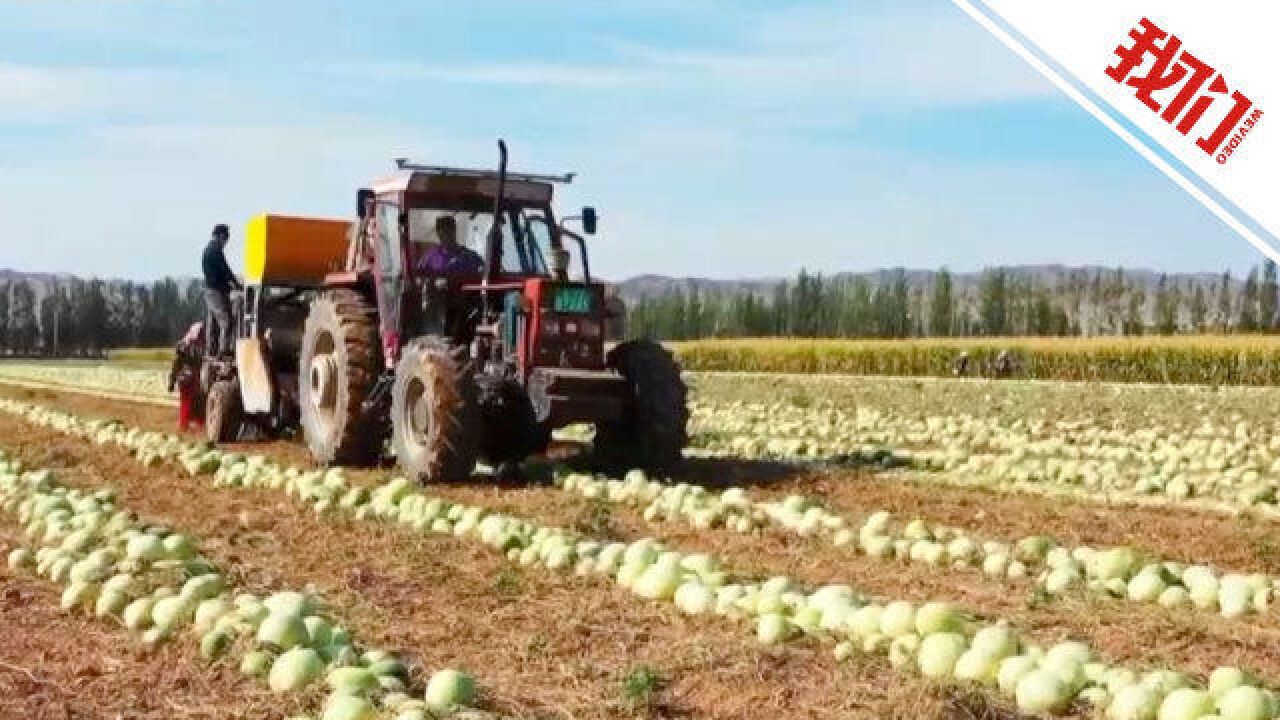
[476,374,547,464]
[299,288,385,466]
[205,380,243,444]
[391,337,480,483]
[593,339,689,470]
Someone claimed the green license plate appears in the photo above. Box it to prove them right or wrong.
[553,286,592,313]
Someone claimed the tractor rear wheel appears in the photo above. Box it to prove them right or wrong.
[205,380,243,444]
[476,374,548,465]
[593,339,689,470]
[390,338,480,483]
[299,289,384,466]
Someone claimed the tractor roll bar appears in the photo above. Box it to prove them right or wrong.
[393,158,575,185]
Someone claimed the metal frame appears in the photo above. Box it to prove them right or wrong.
[393,158,575,185]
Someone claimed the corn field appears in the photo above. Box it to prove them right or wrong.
[670,335,1280,385]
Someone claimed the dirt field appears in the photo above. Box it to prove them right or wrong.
[5,373,1280,719]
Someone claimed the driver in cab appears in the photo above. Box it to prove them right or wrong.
[415,215,483,278]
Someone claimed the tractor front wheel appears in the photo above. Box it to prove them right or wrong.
[593,339,689,470]
[390,339,480,483]
[205,380,243,444]
[298,289,384,466]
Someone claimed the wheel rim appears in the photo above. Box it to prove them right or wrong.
[403,376,430,449]
[308,331,338,423]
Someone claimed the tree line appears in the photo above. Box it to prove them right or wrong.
[0,277,206,357]
[4,262,1279,355]
[627,262,1280,340]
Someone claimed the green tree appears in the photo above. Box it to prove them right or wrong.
[0,282,9,354]
[39,288,59,354]
[1239,267,1259,331]
[9,281,38,354]
[1123,282,1145,335]
[1107,267,1128,335]
[1262,260,1278,330]
[1154,274,1178,334]
[978,268,1008,336]
[1216,270,1233,331]
[929,268,954,337]
[770,282,789,336]
[840,278,873,336]
[791,269,826,337]
[79,279,109,355]
[1189,283,1207,332]
[1030,287,1053,335]
[888,268,909,337]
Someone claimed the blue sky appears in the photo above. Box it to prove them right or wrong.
[0,0,1263,281]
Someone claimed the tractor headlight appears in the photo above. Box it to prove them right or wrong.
[563,320,579,335]
[578,319,602,338]
[542,318,560,336]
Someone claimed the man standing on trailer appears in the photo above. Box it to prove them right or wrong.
[202,223,242,358]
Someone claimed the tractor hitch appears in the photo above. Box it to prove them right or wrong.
[362,372,395,414]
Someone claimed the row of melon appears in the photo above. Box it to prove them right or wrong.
[6,401,1280,718]
[689,390,1280,482]
[0,363,170,400]
[557,470,1280,620]
[198,458,1280,718]
[16,365,1280,513]
[687,383,1280,472]
[690,394,1280,515]
[0,449,477,720]
[688,399,927,463]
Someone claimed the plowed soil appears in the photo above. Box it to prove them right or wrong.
[0,542,303,720]
[0,390,1019,720]
[6,380,1280,719]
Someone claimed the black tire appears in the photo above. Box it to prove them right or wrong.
[593,339,689,469]
[298,289,384,466]
[476,374,548,464]
[205,380,243,444]
[390,338,479,483]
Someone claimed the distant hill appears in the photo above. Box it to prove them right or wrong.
[0,268,69,286]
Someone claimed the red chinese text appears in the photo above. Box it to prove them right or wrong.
[1106,17,1261,163]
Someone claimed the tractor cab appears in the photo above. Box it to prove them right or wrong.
[354,160,601,374]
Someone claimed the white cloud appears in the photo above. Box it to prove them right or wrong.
[0,118,484,280]
[0,64,121,117]
[324,3,1056,109]
[0,63,280,122]
[332,61,658,89]
[606,2,1058,107]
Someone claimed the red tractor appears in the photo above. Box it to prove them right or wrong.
[296,141,687,482]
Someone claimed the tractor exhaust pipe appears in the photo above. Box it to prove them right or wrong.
[483,139,508,291]
[480,139,508,326]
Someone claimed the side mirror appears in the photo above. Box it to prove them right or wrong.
[356,188,374,219]
[581,206,597,235]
